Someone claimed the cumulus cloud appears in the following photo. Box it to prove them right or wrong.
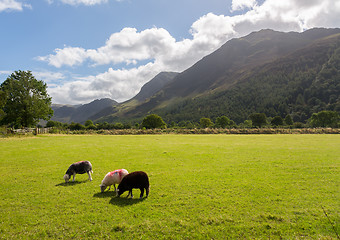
[0,0,31,12]
[47,63,161,104]
[37,47,87,68]
[42,0,340,104]
[33,71,66,86]
[231,0,257,12]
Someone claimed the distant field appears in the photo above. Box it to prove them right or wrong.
[0,135,339,239]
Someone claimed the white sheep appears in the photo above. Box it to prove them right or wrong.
[100,169,129,193]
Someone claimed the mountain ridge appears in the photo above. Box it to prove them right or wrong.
[51,98,117,123]
[50,28,340,125]
[94,28,340,124]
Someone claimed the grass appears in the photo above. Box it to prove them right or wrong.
[0,134,339,239]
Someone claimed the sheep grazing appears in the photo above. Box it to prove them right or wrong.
[117,171,150,199]
[100,169,129,193]
[63,161,93,183]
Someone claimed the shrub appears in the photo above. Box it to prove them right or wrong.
[141,114,167,129]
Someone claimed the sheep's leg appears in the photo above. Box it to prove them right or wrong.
[140,188,144,199]
[113,184,116,192]
[87,171,92,181]
[108,185,111,191]
[127,190,133,198]
[146,187,149,198]
[72,173,76,182]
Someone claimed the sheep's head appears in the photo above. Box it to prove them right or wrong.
[100,184,107,193]
[63,174,70,183]
[117,184,127,197]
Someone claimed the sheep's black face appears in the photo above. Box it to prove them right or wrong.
[117,186,127,196]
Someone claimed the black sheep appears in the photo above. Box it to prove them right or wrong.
[63,161,93,183]
[117,171,149,199]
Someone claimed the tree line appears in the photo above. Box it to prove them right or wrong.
[1,71,339,131]
[44,111,339,131]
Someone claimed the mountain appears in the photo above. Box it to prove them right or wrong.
[133,72,179,102]
[95,28,340,124]
[52,98,117,123]
[88,71,179,121]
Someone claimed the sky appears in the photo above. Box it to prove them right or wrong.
[1,0,340,105]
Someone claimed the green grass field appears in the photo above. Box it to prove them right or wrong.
[0,134,339,239]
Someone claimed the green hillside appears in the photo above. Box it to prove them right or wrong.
[95,28,340,124]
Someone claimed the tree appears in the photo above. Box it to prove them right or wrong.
[284,115,293,126]
[85,120,96,129]
[46,120,63,128]
[0,90,6,121]
[0,71,53,128]
[141,114,166,129]
[308,111,339,128]
[271,116,284,126]
[69,122,85,130]
[200,117,213,128]
[215,116,231,128]
[249,113,267,128]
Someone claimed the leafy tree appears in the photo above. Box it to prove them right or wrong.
[243,120,252,128]
[85,120,94,127]
[0,90,6,121]
[308,111,339,128]
[141,114,166,129]
[284,115,293,125]
[200,117,213,128]
[0,70,53,128]
[46,120,64,128]
[113,122,124,129]
[69,122,85,130]
[215,116,231,128]
[249,113,267,128]
[271,116,284,126]
[85,120,96,129]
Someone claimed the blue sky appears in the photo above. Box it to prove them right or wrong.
[1,0,339,104]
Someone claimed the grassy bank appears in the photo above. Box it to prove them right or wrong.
[0,135,339,239]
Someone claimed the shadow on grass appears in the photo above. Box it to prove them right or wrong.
[55,180,88,187]
[109,196,147,206]
[93,191,117,198]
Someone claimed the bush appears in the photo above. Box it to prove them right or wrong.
[69,122,85,131]
[200,118,213,128]
[141,114,167,129]
[271,116,284,126]
[308,111,339,128]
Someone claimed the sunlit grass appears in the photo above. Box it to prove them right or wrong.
[0,134,339,239]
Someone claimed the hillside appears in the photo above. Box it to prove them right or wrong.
[94,28,340,124]
[52,98,117,123]
[133,72,179,102]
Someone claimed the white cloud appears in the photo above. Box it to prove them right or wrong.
[47,63,162,104]
[0,70,12,76]
[41,0,340,104]
[0,0,31,12]
[37,47,88,68]
[33,71,66,83]
[231,0,257,12]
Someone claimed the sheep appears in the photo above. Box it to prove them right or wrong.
[117,171,149,199]
[63,161,93,183]
[100,169,129,193]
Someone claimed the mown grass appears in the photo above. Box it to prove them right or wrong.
[0,134,339,239]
